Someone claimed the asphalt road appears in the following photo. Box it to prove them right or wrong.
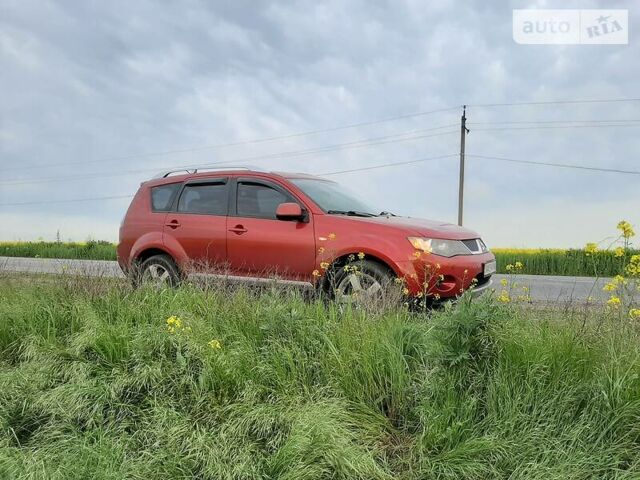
[0,256,616,304]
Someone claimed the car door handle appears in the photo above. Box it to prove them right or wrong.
[165,220,181,229]
[229,225,248,235]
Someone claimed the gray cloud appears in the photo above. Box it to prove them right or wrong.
[1,0,638,246]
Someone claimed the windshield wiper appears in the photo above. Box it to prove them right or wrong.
[327,209,377,217]
[379,211,396,217]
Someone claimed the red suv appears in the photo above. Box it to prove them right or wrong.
[117,167,495,302]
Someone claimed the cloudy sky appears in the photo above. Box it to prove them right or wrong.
[1,0,638,248]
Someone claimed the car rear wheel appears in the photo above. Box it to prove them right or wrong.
[331,259,397,308]
[137,254,180,289]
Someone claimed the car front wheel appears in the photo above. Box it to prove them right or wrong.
[330,259,398,308]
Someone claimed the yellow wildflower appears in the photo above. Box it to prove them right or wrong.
[312,269,321,277]
[402,287,409,295]
[603,283,617,292]
[614,246,625,258]
[584,243,598,256]
[357,252,365,260]
[208,339,222,350]
[607,296,621,308]
[320,262,330,270]
[497,291,510,303]
[629,309,640,320]
[506,264,513,271]
[626,255,640,276]
[613,275,627,285]
[500,279,508,287]
[166,316,182,329]
[514,261,523,270]
[617,220,635,239]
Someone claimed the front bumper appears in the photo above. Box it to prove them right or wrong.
[394,251,496,299]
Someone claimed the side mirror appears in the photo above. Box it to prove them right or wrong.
[275,202,305,221]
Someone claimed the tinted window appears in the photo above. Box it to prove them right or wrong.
[151,183,180,212]
[237,182,291,219]
[177,183,228,215]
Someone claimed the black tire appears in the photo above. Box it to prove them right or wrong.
[135,254,181,288]
[328,259,397,307]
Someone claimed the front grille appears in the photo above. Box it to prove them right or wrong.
[462,239,487,254]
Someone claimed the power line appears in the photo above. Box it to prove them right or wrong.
[0,195,134,207]
[3,96,639,174]
[471,123,640,132]
[0,106,461,172]
[322,153,457,175]
[467,154,640,175]
[0,126,459,186]
[2,151,637,207]
[0,154,459,206]
[468,119,640,126]
[468,98,640,108]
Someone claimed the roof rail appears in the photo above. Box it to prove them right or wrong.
[152,165,263,179]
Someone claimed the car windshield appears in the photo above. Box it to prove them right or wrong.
[289,178,380,216]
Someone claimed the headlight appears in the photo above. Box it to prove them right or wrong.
[408,237,471,257]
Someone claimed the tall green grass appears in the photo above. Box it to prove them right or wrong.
[494,248,635,277]
[0,278,639,479]
[0,241,116,261]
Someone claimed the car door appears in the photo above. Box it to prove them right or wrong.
[226,177,316,281]
[163,178,229,271]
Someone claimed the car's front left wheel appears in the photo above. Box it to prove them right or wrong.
[329,259,399,308]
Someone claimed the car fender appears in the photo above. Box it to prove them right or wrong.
[129,232,185,265]
[329,234,405,277]
[160,233,190,265]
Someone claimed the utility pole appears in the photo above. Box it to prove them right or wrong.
[457,105,469,226]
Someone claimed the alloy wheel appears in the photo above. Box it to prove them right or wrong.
[335,271,384,305]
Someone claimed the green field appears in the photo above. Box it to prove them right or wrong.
[0,241,116,261]
[492,248,634,277]
[2,241,637,277]
[1,276,639,479]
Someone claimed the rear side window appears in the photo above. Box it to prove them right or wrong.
[151,183,181,212]
[177,182,228,215]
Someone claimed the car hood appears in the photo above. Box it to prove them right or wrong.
[343,215,481,240]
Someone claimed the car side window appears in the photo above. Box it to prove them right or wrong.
[151,183,181,212]
[177,182,228,215]
[236,182,292,219]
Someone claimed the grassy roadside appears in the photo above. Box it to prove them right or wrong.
[0,277,639,479]
[2,241,638,277]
